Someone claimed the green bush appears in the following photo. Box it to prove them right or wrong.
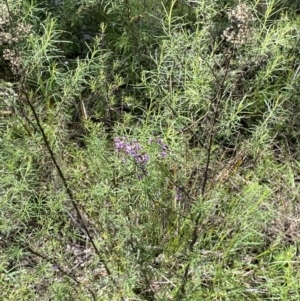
[1,0,300,300]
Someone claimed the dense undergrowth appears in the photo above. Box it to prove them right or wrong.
[1,0,300,300]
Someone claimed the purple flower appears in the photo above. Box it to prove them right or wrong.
[175,187,183,201]
[156,138,169,159]
[125,144,134,155]
[114,137,126,151]
[114,136,150,178]
[135,155,143,164]
[133,141,141,151]
[143,154,150,162]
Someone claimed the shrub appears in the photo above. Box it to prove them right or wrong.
[1,0,300,300]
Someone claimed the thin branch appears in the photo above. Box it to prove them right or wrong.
[3,0,111,278]
[175,46,235,300]
[19,81,112,277]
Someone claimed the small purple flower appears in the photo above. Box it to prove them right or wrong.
[133,141,141,151]
[114,136,150,178]
[135,155,143,164]
[114,137,126,151]
[143,154,150,162]
[125,144,133,155]
[175,187,183,201]
[156,138,169,159]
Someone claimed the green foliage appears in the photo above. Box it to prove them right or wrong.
[1,0,300,299]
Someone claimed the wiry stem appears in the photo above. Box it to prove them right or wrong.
[3,0,111,279]
[176,47,235,300]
